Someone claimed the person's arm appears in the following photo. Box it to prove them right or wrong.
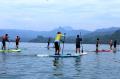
[6,36,10,42]
[62,33,66,37]
[61,33,66,43]
[62,34,65,37]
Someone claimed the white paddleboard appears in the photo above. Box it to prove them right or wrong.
[37,52,87,58]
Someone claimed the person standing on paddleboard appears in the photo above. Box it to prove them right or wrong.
[47,37,51,50]
[2,34,9,50]
[16,36,20,49]
[109,40,113,50]
[113,40,117,49]
[54,32,64,55]
[76,35,82,53]
[96,38,100,52]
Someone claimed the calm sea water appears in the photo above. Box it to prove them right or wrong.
[0,42,120,79]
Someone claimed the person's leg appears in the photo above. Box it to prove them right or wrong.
[55,48,57,55]
[16,42,18,49]
[76,44,77,53]
[96,45,98,52]
[54,42,57,55]
[58,47,61,55]
[115,45,116,49]
[55,42,59,55]
[96,47,98,52]
[47,42,50,50]
[17,45,18,49]
[57,47,60,55]
[76,48,77,53]
[58,42,60,55]
[3,41,6,50]
[76,45,79,53]
[78,48,80,53]
[2,41,6,50]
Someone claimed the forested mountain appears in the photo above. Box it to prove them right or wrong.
[30,28,120,44]
[0,27,120,43]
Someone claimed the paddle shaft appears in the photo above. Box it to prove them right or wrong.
[62,33,66,55]
[80,32,83,53]
[7,42,10,50]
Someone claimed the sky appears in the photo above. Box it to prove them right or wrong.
[0,0,120,31]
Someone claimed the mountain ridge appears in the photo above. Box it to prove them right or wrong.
[0,27,120,43]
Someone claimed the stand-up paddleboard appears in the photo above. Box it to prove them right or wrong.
[36,52,87,58]
[86,49,113,52]
[0,49,21,52]
[95,49,112,52]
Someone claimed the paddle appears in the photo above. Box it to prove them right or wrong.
[62,33,66,55]
[7,41,10,50]
[80,32,83,53]
[7,36,10,50]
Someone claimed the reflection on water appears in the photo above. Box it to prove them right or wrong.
[0,53,7,75]
[0,52,7,62]
[53,58,60,67]
[52,58,64,79]
[75,57,81,66]
[113,48,117,53]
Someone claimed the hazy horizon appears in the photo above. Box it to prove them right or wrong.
[0,0,120,31]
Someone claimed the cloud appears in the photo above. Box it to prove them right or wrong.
[0,0,120,31]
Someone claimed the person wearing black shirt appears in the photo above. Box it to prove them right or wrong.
[76,35,82,53]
